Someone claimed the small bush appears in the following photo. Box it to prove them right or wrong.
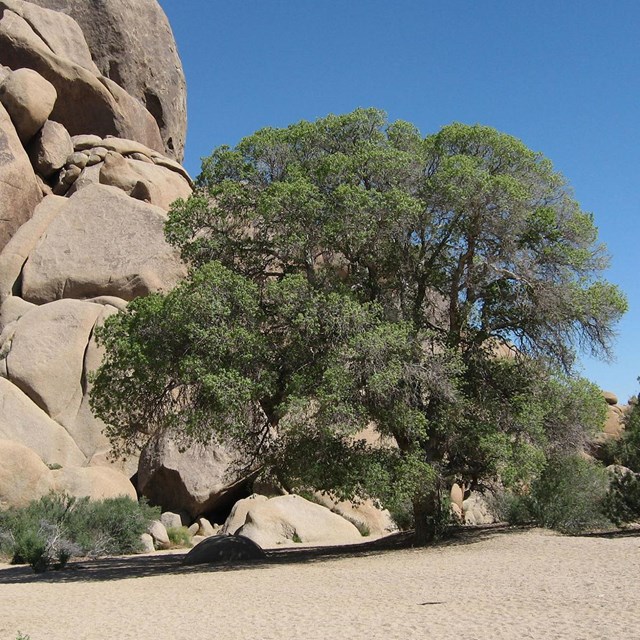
[78,497,161,556]
[604,471,640,525]
[490,490,534,525]
[527,455,612,534]
[166,526,192,548]
[0,493,160,571]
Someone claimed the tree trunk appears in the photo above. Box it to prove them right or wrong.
[412,493,439,546]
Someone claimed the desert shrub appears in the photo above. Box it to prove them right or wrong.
[489,490,534,525]
[603,471,640,525]
[0,494,82,571]
[166,526,192,548]
[76,497,160,556]
[527,455,612,534]
[0,493,160,571]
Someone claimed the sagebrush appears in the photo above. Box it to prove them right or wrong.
[0,493,160,572]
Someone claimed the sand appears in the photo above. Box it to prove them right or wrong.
[1,528,639,640]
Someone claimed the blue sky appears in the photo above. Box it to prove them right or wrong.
[161,0,639,402]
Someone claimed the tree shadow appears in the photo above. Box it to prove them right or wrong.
[0,524,521,585]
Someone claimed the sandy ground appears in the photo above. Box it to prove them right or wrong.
[1,528,639,640]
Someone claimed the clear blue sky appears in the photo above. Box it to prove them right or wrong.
[161,0,639,402]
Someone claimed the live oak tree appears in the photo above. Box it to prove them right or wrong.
[91,109,625,543]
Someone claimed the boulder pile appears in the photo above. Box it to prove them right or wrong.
[0,0,189,507]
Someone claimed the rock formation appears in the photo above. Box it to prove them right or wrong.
[26,0,187,161]
[234,494,364,548]
[0,0,191,510]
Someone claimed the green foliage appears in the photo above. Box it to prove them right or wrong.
[0,494,160,571]
[490,490,535,526]
[166,526,192,548]
[603,470,640,525]
[291,532,302,543]
[16,633,30,640]
[527,455,612,534]
[92,109,625,544]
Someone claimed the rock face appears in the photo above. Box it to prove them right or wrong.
[236,495,364,548]
[0,438,53,509]
[462,491,498,526]
[0,0,193,513]
[0,0,164,153]
[0,101,41,251]
[0,377,85,467]
[137,433,251,519]
[4,298,103,422]
[28,0,187,161]
[52,465,137,501]
[20,184,186,303]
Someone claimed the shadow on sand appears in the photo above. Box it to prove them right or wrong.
[0,524,526,585]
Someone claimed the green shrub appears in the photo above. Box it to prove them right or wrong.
[0,493,160,571]
[528,455,612,534]
[0,494,81,571]
[386,498,414,531]
[78,497,161,556]
[604,470,640,525]
[490,490,534,525]
[166,526,192,548]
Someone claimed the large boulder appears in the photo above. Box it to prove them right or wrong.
[222,494,269,535]
[0,194,66,301]
[0,376,85,467]
[0,66,56,142]
[0,0,164,153]
[0,438,54,509]
[0,0,98,73]
[52,465,137,501]
[137,432,251,519]
[0,101,42,252]
[312,493,398,538]
[3,298,102,427]
[20,184,186,304]
[236,494,364,548]
[183,534,266,566]
[27,0,187,160]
